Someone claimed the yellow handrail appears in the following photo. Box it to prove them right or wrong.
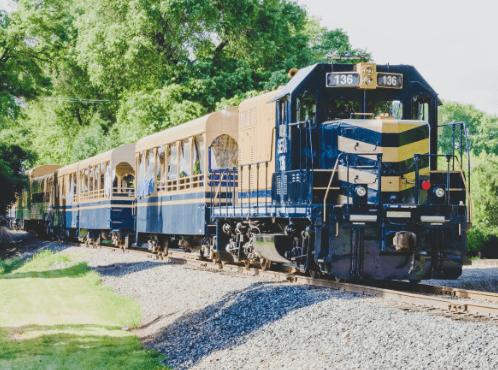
[323,157,340,222]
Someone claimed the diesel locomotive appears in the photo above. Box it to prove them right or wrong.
[8,61,471,282]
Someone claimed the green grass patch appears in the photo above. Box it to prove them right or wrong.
[0,255,23,274]
[0,250,169,369]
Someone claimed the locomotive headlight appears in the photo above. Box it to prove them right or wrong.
[363,66,374,75]
[356,186,367,197]
[364,77,373,85]
[434,187,445,198]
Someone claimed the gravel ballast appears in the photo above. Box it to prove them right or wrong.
[30,241,498,369]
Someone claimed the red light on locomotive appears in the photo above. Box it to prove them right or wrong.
[421,181,431,190]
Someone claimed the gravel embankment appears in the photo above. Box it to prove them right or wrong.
[423,265,498,293]
[22,240,498,369]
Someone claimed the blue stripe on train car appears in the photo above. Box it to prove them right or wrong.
[60,199,134,230]
[79,199,134,230]
[60,205,78,229]
[136,192,209,235]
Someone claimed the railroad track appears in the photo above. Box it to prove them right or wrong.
[79,242,498,323]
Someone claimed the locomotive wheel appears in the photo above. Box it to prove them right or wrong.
[198,247,207,261]
[309,269,321,279]
[260,258,271,271]
[244,260,251,270]
[163,243,169,257]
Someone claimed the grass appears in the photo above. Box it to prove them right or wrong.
[469,256,485,261]
[0,250,169,369]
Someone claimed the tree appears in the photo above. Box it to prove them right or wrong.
[0,0,76,126]
[4,0,361,164]
[465,153,498,255]
[439,101,498,156]
[0,143,34,215]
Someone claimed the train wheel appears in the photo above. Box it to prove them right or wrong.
[244,260,251,270]
[260,258,271,271]
[309,269,321,279]
[198,246,207,261]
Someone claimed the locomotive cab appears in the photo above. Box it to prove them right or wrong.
[270,62,470,281]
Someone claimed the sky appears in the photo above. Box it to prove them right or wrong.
[1,0,497,116]
[298,0,498,116]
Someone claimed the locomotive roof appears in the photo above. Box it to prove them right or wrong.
[25,164,63,179]
[136,106,239,152]
[269,63,441,105]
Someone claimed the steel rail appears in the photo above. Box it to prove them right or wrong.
[77,242,498,321]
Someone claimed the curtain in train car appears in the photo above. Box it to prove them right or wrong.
[105,163,112,198]
[144,150,155,196]
[68,176,73,204]
[168,144,178,180]
[179,140,190,178]
[193,136,204,175]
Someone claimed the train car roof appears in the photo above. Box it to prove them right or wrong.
[25,164,62,179]
[78,143,136,170]
[135,106,239,152]
[239,89,279,111]
[58,143,136,176]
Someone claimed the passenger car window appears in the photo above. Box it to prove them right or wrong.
[210,135,238,170]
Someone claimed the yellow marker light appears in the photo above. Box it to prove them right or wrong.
[357,62,377,89]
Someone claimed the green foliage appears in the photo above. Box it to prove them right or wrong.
[71,113,113,162]
[1,0,362,164]
[0,143,34,214]
[466,153,498,254]
[437,101,498,254]
[0,254,23,274]
[115,85,206,144]
[0,0,74,127]
[439,100,498,156]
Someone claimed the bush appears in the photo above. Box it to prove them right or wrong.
[466,226,498,258]
[467,227,486,254]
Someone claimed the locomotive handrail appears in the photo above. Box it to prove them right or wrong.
[414,153,471,225]
[354,141,378,152]
[321,152,382,222]
[323,154,342,222]
[209,160,271,218]
[454,156,472,225]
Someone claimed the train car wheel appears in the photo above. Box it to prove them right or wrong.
[309,269,321,279]
[260,258,271,271]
